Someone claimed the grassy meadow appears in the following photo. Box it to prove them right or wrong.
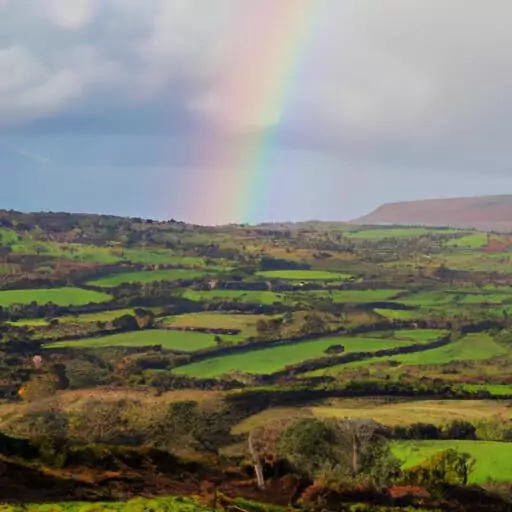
[256,269,352,281]
[308,333,509,376]
[172,334,428,378]
[392,440,512,484]
[0,287,111,307]
[45,329,221,352]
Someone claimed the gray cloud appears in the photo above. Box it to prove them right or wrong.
[2,0,512,223]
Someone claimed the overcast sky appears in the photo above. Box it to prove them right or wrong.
[2,0,512,225]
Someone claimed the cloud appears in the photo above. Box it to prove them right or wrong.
[2,0,512,192]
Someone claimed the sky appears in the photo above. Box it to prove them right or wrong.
[2,0,512,225]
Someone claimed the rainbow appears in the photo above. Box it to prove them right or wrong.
[186,0,324,225]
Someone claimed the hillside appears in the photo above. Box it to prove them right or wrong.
[351,195,512,232]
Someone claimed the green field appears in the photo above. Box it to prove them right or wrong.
[173,335,422,378]
[88,268,215,287]
[360,329,446,342]
[0,287,112,307]
[310,334,509,375]
[446,232,488,248]
[0,497,214,512]
[183,289,284,305]
[347,227,459,239]
[162,312,274,341]
[462,383,512,396]
[45,329,220,352]
[256,270,352,281]
[298,289,405,303]
[392,440,512,484]
[374,308,425,320]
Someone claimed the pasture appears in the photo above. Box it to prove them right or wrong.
[297,289,405,304]
[162,312,274,341]
[172,334,422,378]
[0,287,111,307]
[88,268,215,287]
[306,333,508,376]
[183,289,284,305]
[256,269,352,281]
[446,232,488,248]
[392,440,512,484]
[346,227,459,239]
[45,329,220,352]
[233,399,512,433]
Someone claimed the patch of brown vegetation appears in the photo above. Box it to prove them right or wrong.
[352,195,512,231]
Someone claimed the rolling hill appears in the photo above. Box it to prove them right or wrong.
[351,195,512,232]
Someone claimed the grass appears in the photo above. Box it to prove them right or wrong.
[183,289,284,305]
[162,312,275,341]
[0,497,215,511]
[0,287,112,307]
[45,329,221,352]
[347,227,459,239]
[392,440,512,484]
[7,309,141,327]
[446,232,488,248]
[233,398,512,434]
[311,334,509,375]
[359,329,446,342]
[297,289,404,304]
[0,228,20,244]
[462,383,512,396]
[256,270,352,281]
[88,268,217,287]
[374,308,425,321]
[172,335,420,378]
[311,398,512,426]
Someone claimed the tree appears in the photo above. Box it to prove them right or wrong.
[276,418,341,481]
[112,314,139,332]
[404,449,475,487]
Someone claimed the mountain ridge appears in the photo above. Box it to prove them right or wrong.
[351,194,512,232]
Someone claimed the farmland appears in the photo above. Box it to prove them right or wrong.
[88,268,217,287]
[46,329,221,352]
[2,210,512,505]
[255,269,352,280]
[172,331,436,378]
[392,440,512,484]
[308,334,509,375]
[0,287,111,307]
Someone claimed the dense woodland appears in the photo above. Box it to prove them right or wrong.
[1,210,512,511]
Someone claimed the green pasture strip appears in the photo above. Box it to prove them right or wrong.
[392,440,512,484]
[0,287,111,307]
[445,232,488,248]
[0,497,215,511]
[45,329,220,352]
[297,289,405,303]
[308,333,508,376]
[347,227,459,239]
[183,289,285,305]
[256,270,352,281]
[374,308,425,320]
[88,268,216,287]
[162,312,273,341]
[359,329,447,342]
[462,383,512,396]
[172,335,418,378]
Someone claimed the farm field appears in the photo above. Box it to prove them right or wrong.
[45,329,222,352]
[233,399,512,433]
[161,312,273,341]
[308,333,509,375]
[0,287,112,307]
[172,333,430,378]
[183,289,285,305]
[0,497,214,512]
[446,232,488,248]
[392,440,512,484]
[296,288,405,303]
[88,268,217,287]
[346,227,460,239]
[255,269,352,280]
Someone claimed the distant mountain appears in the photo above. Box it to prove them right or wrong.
[351,195,512,232]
